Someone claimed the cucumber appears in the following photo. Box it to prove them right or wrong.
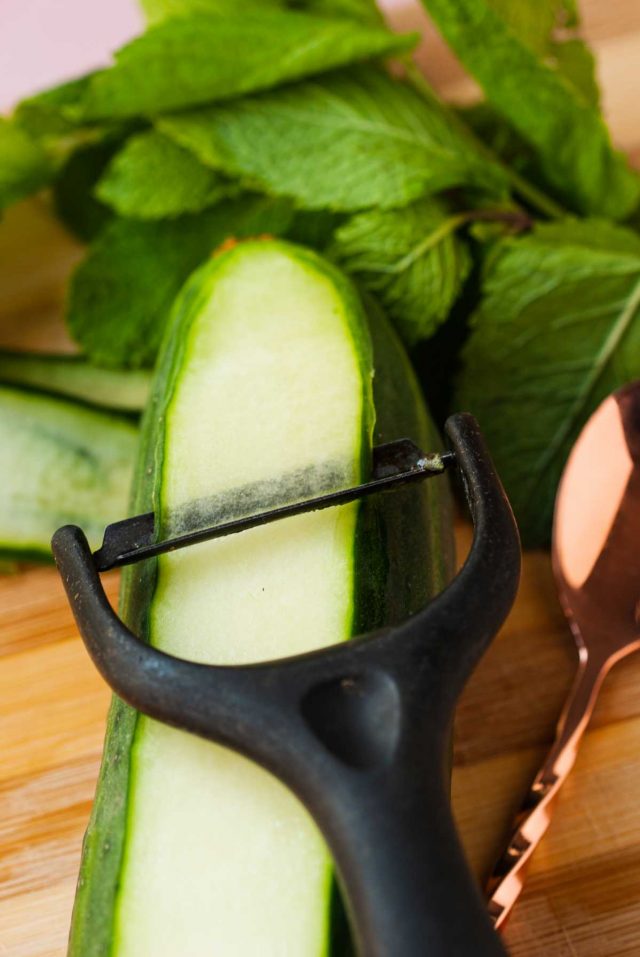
[69,241,453,956]
[0,351,151,412]
[0,384,137,561]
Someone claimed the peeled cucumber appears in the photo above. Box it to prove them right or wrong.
[0,384,137,560]
[69,240,453,955]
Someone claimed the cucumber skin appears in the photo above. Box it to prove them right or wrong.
[67,243,453,957]
[355,294,454,632]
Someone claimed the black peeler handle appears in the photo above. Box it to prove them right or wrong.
[53,413,519,957]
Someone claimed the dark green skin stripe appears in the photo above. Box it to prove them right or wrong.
[354,295,454,635]
[67,245,453,957]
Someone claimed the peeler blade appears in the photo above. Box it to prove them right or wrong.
[94,438,454,573]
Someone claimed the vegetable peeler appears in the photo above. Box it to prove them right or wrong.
[53,413,520,957]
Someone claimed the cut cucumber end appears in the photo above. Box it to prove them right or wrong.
[0,384,137,559]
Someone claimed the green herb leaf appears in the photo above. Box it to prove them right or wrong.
[80,11,416,120]
[53,136,123,241]
[517,219,640,256]
[159,66,509,212]
[455,220,640,545]
[486,0,599,107]
[331,198,471,344]
[292,0,383,25]
[457,103,536,178]
[548,37,599,108]
[14,75,95,138]
[95,130,237,220]
[419,0,639,219]
[67,196,294,368]
[140,0,283,25]
[486,0,559,56]
[0,120,54,210]
[286,209,343,248]
[53,143,118,242]
[140,0,382,25]
[12,75,126,207]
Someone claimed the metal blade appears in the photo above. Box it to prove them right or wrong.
[94,439,454,572]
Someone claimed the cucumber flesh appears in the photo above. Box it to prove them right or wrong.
[69,241,454,956]
[0,351,151,412]
[0,384,137,560]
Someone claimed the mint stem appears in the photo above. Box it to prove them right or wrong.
[465,207,533,230]
[504,166,566,220]
[402,60,566,220]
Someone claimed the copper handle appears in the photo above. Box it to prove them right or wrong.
[487,650,607,928]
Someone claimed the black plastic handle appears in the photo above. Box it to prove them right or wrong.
[53,413,519,957]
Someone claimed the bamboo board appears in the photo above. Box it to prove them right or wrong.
[2,0,640,952]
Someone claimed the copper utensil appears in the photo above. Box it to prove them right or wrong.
[487,381,640,928]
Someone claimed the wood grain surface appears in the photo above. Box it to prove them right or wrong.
[1,1,640,953]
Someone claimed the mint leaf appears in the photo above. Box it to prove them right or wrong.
[53,137,121,240]
[14,75,94,138]
[140,0,382,25]
[293,0,383,24]
[95,130,237,219]
[458,103,537,178]
[287,209,342,248]
[486,0,558,56]
[80,11,416,119]
[67,196,294,367]
[557,0,579,28]
[0,120,53,209]
[140,0,283,25]
[455,220,640,545]
[520,219,640,256]
[420,0,639,219]
[159,66,508,212]
[486,0,599,106]
[548,37,599,109]
[331,198,471,344]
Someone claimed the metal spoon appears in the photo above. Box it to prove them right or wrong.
[487,380,640,928]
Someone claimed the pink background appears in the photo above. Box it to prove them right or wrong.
[0,0,143,111]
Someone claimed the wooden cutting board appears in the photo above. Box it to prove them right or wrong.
[1,2,640,953]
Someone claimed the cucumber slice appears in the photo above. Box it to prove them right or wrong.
[69,241,453,955]
[0,385,137,560]
[0,351,151,412]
